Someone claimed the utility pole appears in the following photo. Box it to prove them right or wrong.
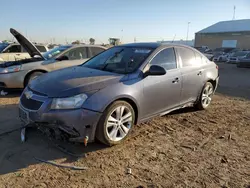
[186,22,191,44]
[232,5,236,20]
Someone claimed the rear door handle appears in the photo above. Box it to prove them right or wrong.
[172,77,179,83]
[197,71,202,76]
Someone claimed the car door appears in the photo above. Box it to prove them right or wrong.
[2,44,22,61]
[142,47,182,117]
[20,46,32,60]
[54,47,88,70]
[175,47,204,104]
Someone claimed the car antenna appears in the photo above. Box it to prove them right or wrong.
[171,34,176,43]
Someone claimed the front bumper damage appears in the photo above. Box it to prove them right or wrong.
[19,88,102,143]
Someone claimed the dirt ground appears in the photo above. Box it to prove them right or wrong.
[0,63,249,188]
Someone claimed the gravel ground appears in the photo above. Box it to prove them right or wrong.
[0,63,249,188]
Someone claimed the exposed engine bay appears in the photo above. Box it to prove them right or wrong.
[0,57,44,68]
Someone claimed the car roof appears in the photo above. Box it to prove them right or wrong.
[69,44,107,49]
[119,42,193,49]
[8,43,47,47]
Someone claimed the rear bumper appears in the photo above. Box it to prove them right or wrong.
[0,71,26,88]
[214,76,219,92]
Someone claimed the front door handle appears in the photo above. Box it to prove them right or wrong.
[172,77,179,83]
[197,71,202,76]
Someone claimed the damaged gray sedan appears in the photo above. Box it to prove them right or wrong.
[19,43,219,146]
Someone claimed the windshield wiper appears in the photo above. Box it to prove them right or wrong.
[99,49,125,72]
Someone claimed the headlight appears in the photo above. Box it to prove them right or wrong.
[51,93,88,110]
[0,65,21,74]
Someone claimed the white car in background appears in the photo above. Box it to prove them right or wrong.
[0,42,49,62]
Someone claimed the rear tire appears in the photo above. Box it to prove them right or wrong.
[25,72,44,87]
[96,101,135,146]
[195,82,214,110]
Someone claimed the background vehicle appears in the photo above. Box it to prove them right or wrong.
[0,28,107,88]
[19,43,219,146]
[0,42,48,62]
[237,53,250,68]
[212,47,236,62]
[227,51,250,64]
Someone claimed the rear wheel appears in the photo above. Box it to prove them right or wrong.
[25,71,44,87]
[96,101,135,146]
[195,82,214,110]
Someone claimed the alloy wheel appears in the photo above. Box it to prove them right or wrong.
[106,105,133,142]
[202,84,213,107]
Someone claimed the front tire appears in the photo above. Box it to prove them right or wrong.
[25,71,44,87]
[195,82,214,110]
[96,101,135,146]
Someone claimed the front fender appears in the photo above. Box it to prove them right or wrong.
[82,79,143,115]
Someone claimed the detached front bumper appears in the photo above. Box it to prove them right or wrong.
[19,88,102,142]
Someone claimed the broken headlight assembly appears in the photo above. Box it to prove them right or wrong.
[0,65,22,74]
[51,93,88,110]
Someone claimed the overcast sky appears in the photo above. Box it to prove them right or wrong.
[1,0,249,44]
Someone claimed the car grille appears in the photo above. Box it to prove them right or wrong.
[20,95,43,110]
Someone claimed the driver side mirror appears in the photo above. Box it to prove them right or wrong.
[56,55,69,61]
[145,65,166,77]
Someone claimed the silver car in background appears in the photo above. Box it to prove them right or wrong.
[0,28,107,88]
[19,43,219,146]
[227,51,250,64]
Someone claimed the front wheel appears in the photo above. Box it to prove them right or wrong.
[195,82,214,110]
[96,101,135,146]
[25,71,44,87]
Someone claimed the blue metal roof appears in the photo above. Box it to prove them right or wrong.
[197,19,250,34]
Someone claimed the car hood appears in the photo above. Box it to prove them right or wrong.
[10,28,45,60]
[29,66,123,97]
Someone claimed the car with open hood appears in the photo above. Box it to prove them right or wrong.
[19,42,219,146]
[0,42,48,62]
[0,28,107,88]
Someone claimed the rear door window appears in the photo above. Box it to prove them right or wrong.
[194,51,207,64]
[63,47,87,60]
[35,45,47,52]
[89,47,105,58]
[150,48,177,70]
[4,45,21,53]
[176,47,196,67]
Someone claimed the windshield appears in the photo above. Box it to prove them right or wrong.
[0,43,9,52]
[83,46,153,74]
[43,45,72,59]
[233,51,249,56]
